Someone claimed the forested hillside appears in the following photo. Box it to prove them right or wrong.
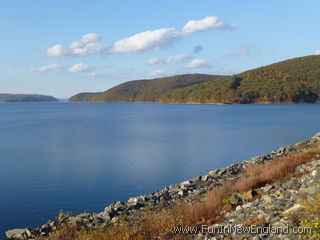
[161,55,320,103]
[69,74,223,102]
[69,55,320,103]
[69,92,101,102]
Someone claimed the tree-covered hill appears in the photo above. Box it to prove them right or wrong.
[69,74,223,102]
[0,94,58,102]
[69,55,320,103]
[69,92,101,102]
[161,55,320,103]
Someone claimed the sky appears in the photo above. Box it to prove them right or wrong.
[0,0,320,98]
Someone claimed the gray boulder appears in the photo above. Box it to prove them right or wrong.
[230,191,244,205]
[6,228,30,240]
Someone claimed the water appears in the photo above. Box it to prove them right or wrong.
[0,103,320,237]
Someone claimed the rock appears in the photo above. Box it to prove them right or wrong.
[261,184,273,193]
[282,204,304,216]
[235,205,242,211]
[180,180,191,187]
[201,175,209,182]
[262,195,272,203]
[6,229,29,240]
[242,202,253,208]
[305,186,320,195]
[190,176,201,183]
[178,190,185,196]
[94,216,106,224]
[208,169,220,176]
[40,223,52,235]
[230,191,244,205]
[274,189,282,196]
[127,197,138,204]
[244,188,258,200]
[228,218,235,223]
[266,213,281,223]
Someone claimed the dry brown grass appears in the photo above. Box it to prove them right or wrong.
[46,207,190,240]
[46,143,319,240]
[234,154,313,192]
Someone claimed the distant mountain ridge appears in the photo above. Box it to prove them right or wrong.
[0,94,58,102]
[69,55,320,103]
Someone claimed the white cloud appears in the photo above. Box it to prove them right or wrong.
[31,63,61,73]
[148,54,190,65]
[46,45,65,57]
[112,28,181,53]
[147,58,164,65]
[224,45,253,57]
[148,69,170,77]
[47,33,109,57]
[88,72,97,77]
[166,54,190,63]
[112,17,234,53]
[186,58,209,68]
[46,16,235,57]
[77,32,101,44]
[183,16,236,34]
[68,63,91,73]
[315,50,320,55]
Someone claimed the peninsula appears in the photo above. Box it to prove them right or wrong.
[0,94,58,102]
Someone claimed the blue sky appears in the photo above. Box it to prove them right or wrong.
[0,0,320,98]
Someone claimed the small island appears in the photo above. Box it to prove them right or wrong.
[0,94,58,102]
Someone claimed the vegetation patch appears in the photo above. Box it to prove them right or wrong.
[299,194,320,239]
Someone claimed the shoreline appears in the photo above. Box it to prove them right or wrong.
[67,101,320,106]
[6,132,320,239]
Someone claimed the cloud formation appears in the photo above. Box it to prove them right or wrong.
[147,57,165,65]
[31,63,61,73]
[186,58,209,68]
[224,45,254,57]
[68,63,92,73]
[88,72,97,77]
[46,16,235,57]
[148,69,170,77]
[315,50,320,55]
[182,16,236,34]
[166,54,190,63]
[148,54,190,65]
[47,33,109,57]
[112,28,181,53]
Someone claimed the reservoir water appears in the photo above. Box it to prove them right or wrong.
[1,102,320,237]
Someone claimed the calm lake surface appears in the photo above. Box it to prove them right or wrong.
[1,103,320,236]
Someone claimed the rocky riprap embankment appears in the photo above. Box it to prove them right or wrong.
[6,133,320,240]
[196,156,320,240]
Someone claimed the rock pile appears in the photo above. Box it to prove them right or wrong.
[197,158,320,240]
